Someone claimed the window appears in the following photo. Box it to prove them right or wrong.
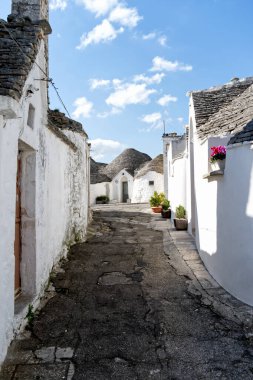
[149,181,154,186]
[27,104,35,128]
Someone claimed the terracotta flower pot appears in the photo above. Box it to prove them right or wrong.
[174,218,188,230]
[151,206,162,213]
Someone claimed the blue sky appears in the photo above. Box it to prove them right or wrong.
[2,0,253,162]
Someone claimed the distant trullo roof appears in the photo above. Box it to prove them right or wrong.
[103,148,152,179]
[90,158,111,184]
[135,154,163,179]
[90,148,152,184]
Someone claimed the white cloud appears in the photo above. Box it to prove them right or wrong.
[72,97,93,119]
[150,56,193,72]
[139,112,163,132]
[158,35,167,47]
[76,0,118,17]
[106,83,156,108]
[76,19,124,49]
[142,32,156,40]
[177,117,184,123]
[97,107,122,118]
[109,5,142,28]
[141,112,162,124]
[133,73,165,85]
[157,94,177,106]
[89,78,110,90]
[89,138,126,161]
[49,0,67,10]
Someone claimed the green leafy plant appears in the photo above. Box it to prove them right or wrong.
[175,205,186,219]
[149,191,165,207]
[161,199,170,211]
[96,195,109,204]
[26,304,35,328]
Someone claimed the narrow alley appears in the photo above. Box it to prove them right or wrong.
[1,205,253,379]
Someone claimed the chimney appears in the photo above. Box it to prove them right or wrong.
[11,0,49,22]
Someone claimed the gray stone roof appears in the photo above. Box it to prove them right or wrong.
[90,148,152,184]
[191,77,253,130]
[48,109,88,137]
[103,148,151,179]
[0,15,44,101]
[135,154,163,179]
[191,78,253,143]
[90,159,111,184]
[228,119,253,145]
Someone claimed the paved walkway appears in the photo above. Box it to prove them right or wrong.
[1,204,253,379]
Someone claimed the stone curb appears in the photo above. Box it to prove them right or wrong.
[150,218,253,337]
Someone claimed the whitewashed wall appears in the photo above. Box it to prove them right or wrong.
[0,42,89,365]
[165,137,187,218]
[131,172,164,203]
[90,182,111,205]
[188,95,253,306]
[193,137,253,305]
[111,169,133,202]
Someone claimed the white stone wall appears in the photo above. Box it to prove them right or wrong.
[188,95,253,306]
[131,172,164,203]
[90,182,111,205]
[164,137,187,218]
[111,169,133,202]
[0,41,89,364]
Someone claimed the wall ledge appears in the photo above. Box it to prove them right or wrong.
[203,170,224,179]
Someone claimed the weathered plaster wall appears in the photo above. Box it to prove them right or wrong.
[131,172,164,203]
[0,41,89,365]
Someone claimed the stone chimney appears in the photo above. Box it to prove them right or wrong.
[11,0,49,22]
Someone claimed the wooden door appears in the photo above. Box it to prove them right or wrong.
[14,156,21,296]
[122,181,128,203]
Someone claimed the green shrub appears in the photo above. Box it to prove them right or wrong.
[96,195,109,204]
[175,205,186,219]
[149,191,165,207]
[162,199,170,211]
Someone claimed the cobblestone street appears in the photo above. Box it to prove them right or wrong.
[1,205,253,379]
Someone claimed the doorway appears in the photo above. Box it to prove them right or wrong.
[122,181,128,203]
[14,154,21,297]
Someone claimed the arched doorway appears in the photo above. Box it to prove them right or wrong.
[121,176,129,203]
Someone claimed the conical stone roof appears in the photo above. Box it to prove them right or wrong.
[103,148,152,179]
[135,154,163,179]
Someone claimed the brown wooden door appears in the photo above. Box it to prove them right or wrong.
[14,156,21,296]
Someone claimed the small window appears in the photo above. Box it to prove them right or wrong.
[149,181,154,186]
[27,104,35,128]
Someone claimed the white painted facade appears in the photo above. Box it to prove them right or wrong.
[0,32,89,365]
[111,169,133,203]
[163,93,253,306]
[90,182,110,205]
[187,96,253,305]
[163,134,187,218]
[131,171,164,203]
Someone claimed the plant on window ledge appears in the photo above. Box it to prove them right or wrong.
[210,145,226,171]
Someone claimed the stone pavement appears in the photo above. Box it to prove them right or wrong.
[1,204,253,379]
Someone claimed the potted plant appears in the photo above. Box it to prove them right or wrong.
[161,199,171,219]
[210,145,226,171]
[149,191,165,213]
[174,205,188,230]
[96,195,109,204]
